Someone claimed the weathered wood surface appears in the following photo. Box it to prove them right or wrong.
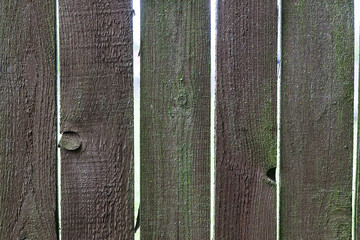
[281,1,354,239]
[59,0,133,238]
[215,1,278,239]
[0,1,57,239]
[140,0,211,238]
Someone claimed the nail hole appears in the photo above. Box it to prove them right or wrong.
[266,167,276,183]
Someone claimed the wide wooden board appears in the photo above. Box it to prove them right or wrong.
[140,0,211,238]
[281,1,354,239]
[215,1,278,239]
[59,1,133,238]
[0,1,57,239]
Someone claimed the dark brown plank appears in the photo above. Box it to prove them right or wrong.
[281,1,354,239]
[59,1,133,238]
[215,1,278,239]
[0,1,57,239]
[140,0,211,238]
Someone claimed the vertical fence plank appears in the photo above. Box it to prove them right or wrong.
[215,1,278,239]
[0,1,57,239]
[59,1,133,238]
[140,1,210,238]
[281,1,354,238]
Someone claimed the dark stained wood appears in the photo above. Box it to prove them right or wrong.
[281,1,354,239]
[140,0,211,238]
[59,0,133,238]
[215,1,278,239]
[0,1,57,239]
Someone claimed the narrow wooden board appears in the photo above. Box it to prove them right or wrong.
[281,1,354,239]
[59,1,133,238]
[215,1,278,239]
[0,1,57,239]
[140,1,211,238]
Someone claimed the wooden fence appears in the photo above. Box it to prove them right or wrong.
[0,0,357,239]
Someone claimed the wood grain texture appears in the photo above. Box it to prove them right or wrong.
[0,1,57,239]
[140,0,210,238]
[59,0,133,239]
[215,1,278,239]
[281,1,354,239]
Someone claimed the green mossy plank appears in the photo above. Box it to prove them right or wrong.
[281,1,353,239]
[140,0,210,238]
[59,1,133,238]
[215,1,278,239]
[0,1,57,239]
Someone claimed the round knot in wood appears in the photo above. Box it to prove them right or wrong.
[59,131,82,151]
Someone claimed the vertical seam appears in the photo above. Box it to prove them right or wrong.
[210,0,217,239]
[352,1,359,239]
[276,0,282,239]
[55,0,62,238]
